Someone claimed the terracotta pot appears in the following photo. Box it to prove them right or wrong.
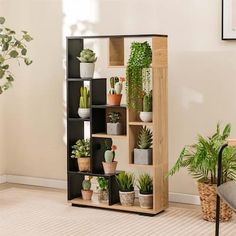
[107,94,122,106]
[119,191,135,206]
[81,189,93,200]
[102,161,117,174]
[198,182,233,222]
[77,157,90,172]
[138,193,153,209]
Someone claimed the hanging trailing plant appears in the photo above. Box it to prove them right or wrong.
[0,17,33,94]
[126,41,152,110]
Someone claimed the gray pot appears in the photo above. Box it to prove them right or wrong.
[80,63,95,78]
[119,191,135,206]
[139,193,153,209]
[107,122,122,135]
[134,148,152,165]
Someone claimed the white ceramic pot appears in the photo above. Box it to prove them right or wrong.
[139,111,153,122]
[80,63,95,78]
[78,108,90,119]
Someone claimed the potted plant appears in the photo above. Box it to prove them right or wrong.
[97,177,109,203]
[0,17,33,94]
[77,48,97,78]
[126,41,152,111]
[116,171,135,206]
[107,112,122,135]
[137,173,153,209]
[71,139,91,172]
[107,76,125,106]
[81,177,93,200]
[168,123,236,222]
[102,140,118,174]
[134,126,153,165]
[139,92,152,122]
[78,86,90,119]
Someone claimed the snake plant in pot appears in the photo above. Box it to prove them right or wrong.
[71,139,91,172]
[116,171,135,206]
[77,48,97,78]
[134,126,153,165]
[78,86,90,119]
[168,123,236,222]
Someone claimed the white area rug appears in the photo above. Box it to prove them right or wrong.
[0,188,235,236]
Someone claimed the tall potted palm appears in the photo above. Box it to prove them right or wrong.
[168,123,236,222]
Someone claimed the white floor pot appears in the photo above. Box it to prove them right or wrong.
[80,63,95,78]
[134,148,152,165]
[78,108,90,119]
[119,191,135,206]
[138,193,153,209]
[107,123,122,135]
[139,112,153,122]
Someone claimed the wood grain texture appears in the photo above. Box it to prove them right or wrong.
[108,38,124,66]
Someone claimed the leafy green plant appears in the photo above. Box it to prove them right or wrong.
[116,171,135,192]
[71,139,90,158]
[77,48,97,63]
[108,112,120,123]
[97,177,108,191]
[79,86,90,108]
[168,123,236,184]
[137,173,153,194]
[126,41,152,110]
[0,17,33,94]
[137,126,153,149]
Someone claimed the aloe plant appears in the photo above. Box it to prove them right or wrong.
[137,173,153,194]
[137,126,153,149]
[116,171,135,192]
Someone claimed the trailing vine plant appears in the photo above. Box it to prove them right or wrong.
[0,17,33,94]
[126,41,152,110]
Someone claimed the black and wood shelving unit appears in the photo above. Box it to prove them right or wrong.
[66,34,168,215]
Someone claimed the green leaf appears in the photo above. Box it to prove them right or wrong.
[9,50,19,58]
[0,55,4,64]
[6,75,14,81]
[1,64,9,70]
[0,17,5,24]
[2,43,9,51]
[23,34,33,42]
[24,58,32,65]
[21,48,27,56]
[0,69,5,78]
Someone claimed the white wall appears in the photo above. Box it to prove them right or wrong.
[1,0,236,195]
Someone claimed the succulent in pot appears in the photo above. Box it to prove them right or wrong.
[137,173,153,209]
[168,123,236,222]
[102,140,118,174]
[107,77,125,106]
[107,112,122,135]
[139,92,152,122]
[81,177,93,200]
[134,126,153,165]
[71,139,91,172]
[116,171,135,206]
[78,86,90,119]
[97,177,109,203]
[77,48,97,78]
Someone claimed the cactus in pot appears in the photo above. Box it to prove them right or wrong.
[78,86,90,119]
[140,92,152,122]
[134,126,153,165]
[81,177,93,200]
[77,48,97,78]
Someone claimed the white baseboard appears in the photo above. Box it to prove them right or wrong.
[0,174,200,205]
[6,175,67,190]
[169,192,200,205]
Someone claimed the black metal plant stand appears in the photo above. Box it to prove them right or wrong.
[215,143,228,236]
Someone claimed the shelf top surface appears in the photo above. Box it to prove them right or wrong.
[68,171,119,177]
[67,78,106,81]
[92,104,126,108]
[67,34,168,39]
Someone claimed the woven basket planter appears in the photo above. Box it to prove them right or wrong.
[198,182,233,222]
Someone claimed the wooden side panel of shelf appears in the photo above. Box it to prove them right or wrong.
[108,37,124,66]
[152,36,168,212]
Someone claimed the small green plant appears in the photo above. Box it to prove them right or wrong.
[116,171,135,192]
[71,139,90,158]
[108,77,125,94]
[0,17,33,94]
[137,126,153,149]
[108,112,120,123]
[137,173,153,194]
[168,123,236,184]
[79,87,90,108]
[143,93,152,112]
[82,179,91,190]
[97,177,108,191]
[77,48,97,63]
[126,41,152,110]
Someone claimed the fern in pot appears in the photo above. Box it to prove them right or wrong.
[168,123,236,222]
